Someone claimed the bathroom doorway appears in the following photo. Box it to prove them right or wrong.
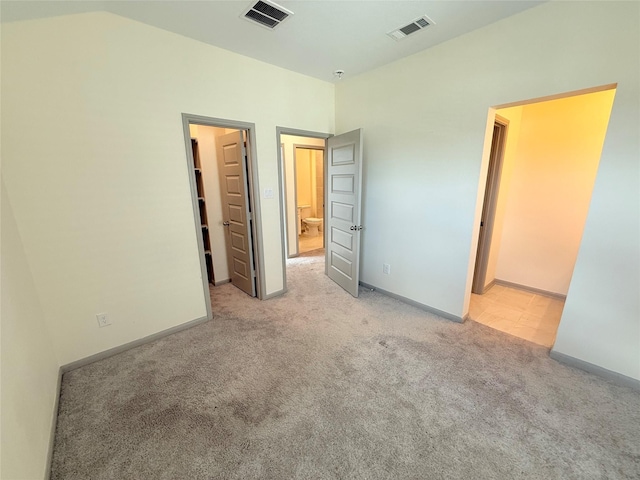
[277,130,328,259]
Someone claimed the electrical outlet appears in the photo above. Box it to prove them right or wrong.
[383,263,391,275]
[96,313,111,328]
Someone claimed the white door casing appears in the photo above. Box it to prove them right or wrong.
[326,129,363,297]
[217,131,257,297]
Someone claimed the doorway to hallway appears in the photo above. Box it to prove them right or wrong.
[469,86,616,347]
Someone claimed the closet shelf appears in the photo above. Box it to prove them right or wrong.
[192,137,214,285]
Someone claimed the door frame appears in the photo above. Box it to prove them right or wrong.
[182,114,265,306]
[292,144,326,256]
[276,127,331,294]
[471,115,509,294]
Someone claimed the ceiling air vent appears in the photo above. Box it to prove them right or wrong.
[242,0,293,30]
[388,15,435,41]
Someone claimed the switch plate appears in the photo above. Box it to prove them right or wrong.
[96,313,111,327]
[383,263,391,275]
[264,188,274,199]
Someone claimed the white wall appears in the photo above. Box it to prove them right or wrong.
[189,124,231,283]
[1,11,334,367]
[492,90,615,295]
[335,1,639,379]
[1,182,60,480]
[281,135,325,257]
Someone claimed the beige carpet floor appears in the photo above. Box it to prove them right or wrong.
[50,250,640,479]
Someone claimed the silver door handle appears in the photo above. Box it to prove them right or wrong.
[223,221,230,226]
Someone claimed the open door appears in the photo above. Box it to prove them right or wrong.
[217,131,256,297]
[326,129,363,297]
[472,118,508,294]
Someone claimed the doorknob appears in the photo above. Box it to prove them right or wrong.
[223,221,230,226]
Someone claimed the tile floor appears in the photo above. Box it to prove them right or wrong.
[469,284,565,348]
[298,233,324,253]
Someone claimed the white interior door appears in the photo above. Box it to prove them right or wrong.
[326,129,363,297]
[217,131,256,297]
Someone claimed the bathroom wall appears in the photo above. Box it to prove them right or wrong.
[315,149,324,218]
[296,149,313,208]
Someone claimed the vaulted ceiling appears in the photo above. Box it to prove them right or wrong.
[1,0,544,82]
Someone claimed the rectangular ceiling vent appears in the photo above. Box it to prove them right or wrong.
[242,0,293,30]
[387,15,435,41]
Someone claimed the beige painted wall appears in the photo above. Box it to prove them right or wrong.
[335,1,639,379]
[1,12,334,369]
[490,90,616,295]
[1,183,60,480]
[281,135,325,257]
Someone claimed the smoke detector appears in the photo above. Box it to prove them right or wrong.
[242,0,293,30]
[387,15,435,41]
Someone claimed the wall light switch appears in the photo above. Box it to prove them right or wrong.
[264,188,274,199]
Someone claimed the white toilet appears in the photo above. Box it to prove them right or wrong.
[302,217,323,237]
